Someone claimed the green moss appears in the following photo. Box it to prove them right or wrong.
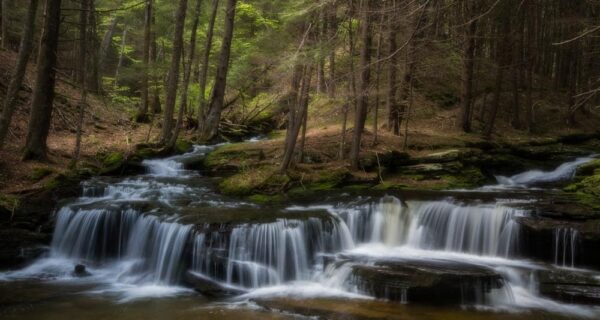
[247,194,285,204]
[440,167,487,189]
[372,183,407,190]
[29,167,54,182]
[564,172,600,210]
[175,139,193,154]
[0,194,20,211]
[103,152,124,168]
[44,173,77,191]
[219,166,287,196]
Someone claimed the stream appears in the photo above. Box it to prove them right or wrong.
[1,145,600,319]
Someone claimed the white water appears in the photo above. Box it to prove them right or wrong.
[495,156,595,187]
[2,151,599,317]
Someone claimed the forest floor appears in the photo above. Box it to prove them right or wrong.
[0,50,151,195]
[1,47,600,199]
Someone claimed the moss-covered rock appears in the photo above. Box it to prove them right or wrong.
[175,139,193,154]
[29,167,54,182]
[99,152,125,175]
[219,166,288,196]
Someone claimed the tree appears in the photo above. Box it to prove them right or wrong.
[198,0,237,142]
[349,0,372,169]
[167,0,202,149]
[197,0,219,125]
[386,0,401,135]
[0,0,38,149]
[160,0,188,144]
[458,1,478,133]
[72,0,91,166]
[1,0,8,49]
[22,0,62,161]
[136,0,153,122]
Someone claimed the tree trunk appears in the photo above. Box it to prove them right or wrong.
[484,6,511,138]
[0,0,38,149]
[198,0,237,142]
[98,15,118,76]
[160,0,188,144]
[386,1,400,135]
[168,0,202,149]
[281,65,313,173]
[22,0,62,161]
[197,0,219,126]
[459,8,476,133]
[372,28,382,145]
[137,0,153,122]
[349,0,371,169]
[87,0,100,93]
[150,10,161,114]
[1,0,8,49]
[114,28,127,89]
[72,0,90,166]
[327,3,337,98]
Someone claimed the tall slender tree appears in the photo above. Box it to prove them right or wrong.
[0,0,39,149]
[349,0,372,169]
[22,0,62,160]
[72,0,90,166]
[137,0,153,122]
[198,0,237,142]
[197,0,219,126]
[160,0,188,144]
[168,0,202,148]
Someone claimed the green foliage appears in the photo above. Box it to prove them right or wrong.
[29,167,54,182]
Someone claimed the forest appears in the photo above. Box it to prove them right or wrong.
[1,0,600,319]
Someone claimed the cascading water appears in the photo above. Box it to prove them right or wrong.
[2,150,599,318]
[553,227,579,268]
[494,156,595,187]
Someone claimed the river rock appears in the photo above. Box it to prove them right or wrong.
[73,264,91,277]
[184,271,246,297]
[350,259,504,305]
[538,268,600,305]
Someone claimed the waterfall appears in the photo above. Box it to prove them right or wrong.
[554,227,579,268]
[495,156,595,187]
[50,206,192,285]
[191,217,353,289]
[334,197,523,257]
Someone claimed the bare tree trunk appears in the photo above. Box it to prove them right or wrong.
[327,3,337,98]
[160,0,188,144]
[150,12,161,114]
[137,0,153,122]
[373,28,382,145]
[168,0,202,149]
[281,65,313,173]
[22,0,62,161]
[198,0,237,142]
[87,0,100,93]
[349,0,372,169]
[0,0,38,149]
[1,0,8,49]
[484,11,510,138]
[72,0,90,166]
[197,0,219,126]
[114,28,127,89]
[98,15,118,76]
[459,4,477,133]
[386,1,400,135]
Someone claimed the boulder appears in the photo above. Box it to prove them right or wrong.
[350,259,505,305]
[73,264,91,277]
[538,268,600,305]
[184,271,246,297]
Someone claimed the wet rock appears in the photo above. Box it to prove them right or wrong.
[517,216,600,269]
[73,264,91,277]
[538,268,600,305]
[184,271,246,297]
[350,259,504,305]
